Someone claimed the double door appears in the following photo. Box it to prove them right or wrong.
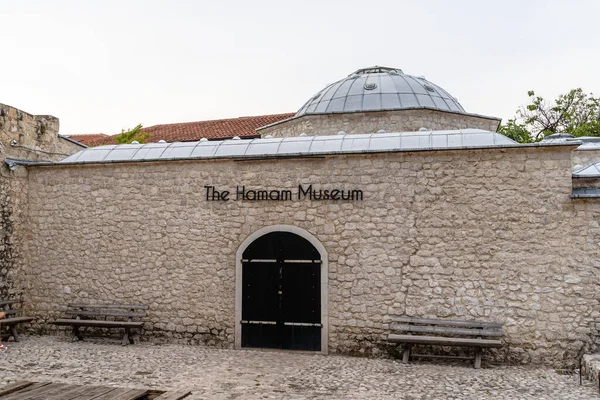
[241,232,321,351]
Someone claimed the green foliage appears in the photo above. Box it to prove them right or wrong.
[497,119,534,144]
[114,124,149,144]
[499,88,600,143]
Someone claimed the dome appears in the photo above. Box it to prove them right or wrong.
[296,66,466,117]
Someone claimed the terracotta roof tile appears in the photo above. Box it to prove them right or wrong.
[65,134,110,146]
[85,113,294,146]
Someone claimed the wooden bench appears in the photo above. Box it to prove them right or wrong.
[0,298,34,342]
[388,316,503,368]
[51,303,148,345]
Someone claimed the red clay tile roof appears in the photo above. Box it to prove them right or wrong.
[65,134,110,146]
[85,113,294,146]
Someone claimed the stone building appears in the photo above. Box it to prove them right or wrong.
[0,103,84,297]
[3,67,600,368]
[0,103,84,162]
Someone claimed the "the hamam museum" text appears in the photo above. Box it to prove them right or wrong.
[204,184,364,202]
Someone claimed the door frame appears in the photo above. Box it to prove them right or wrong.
[235,225,328,354]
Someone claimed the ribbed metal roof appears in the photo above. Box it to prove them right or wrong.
[542,134,600,150]
[296,66,465,117]
[573,162,600,178]
[59,129,518,165]
[539,133,578,143]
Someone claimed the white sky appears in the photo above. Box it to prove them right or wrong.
[3,0,600,135]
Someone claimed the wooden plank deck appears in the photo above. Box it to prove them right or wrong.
[0,382,190,400]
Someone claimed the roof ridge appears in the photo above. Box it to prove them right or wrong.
[66,133,108,137]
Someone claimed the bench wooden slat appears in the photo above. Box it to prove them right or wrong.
[390,323,503,337]
[2,316,34,325]
[388,334,502,348]
[0,382,35,397]
[44,385,105,400]
[153,389,192,400]
[42,384,88,400]
[0,300,23,307]
[13,383,71,399]
[112,389,150,400]
[390,316,502,329]
[66,385,120,399]
[2,309,26,316]
[90,388,148,400]
[0,382,53,400]
[411,353,475,361]
[68,304,149,310]
[52,319,144,328]
[64,310,147,318]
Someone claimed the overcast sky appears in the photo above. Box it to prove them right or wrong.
[3,0,600,135]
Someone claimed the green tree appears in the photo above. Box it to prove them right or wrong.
[499,88,600,143]
[114,124,149,144]
[497,119,534,144]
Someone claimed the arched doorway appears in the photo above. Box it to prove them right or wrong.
[235,226,328,353]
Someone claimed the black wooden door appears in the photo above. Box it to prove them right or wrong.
[241,232,321,351]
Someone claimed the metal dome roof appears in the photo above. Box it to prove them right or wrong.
[296,66,466,117]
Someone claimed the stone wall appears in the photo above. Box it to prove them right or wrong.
[19,144,600,367]
[0,103,78,301]
[0,103,83,162]
[0,165,29,299]
[258,109,501,137]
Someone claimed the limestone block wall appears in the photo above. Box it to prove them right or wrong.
[258,109,501,137]
[20,145,600,367]
[0,103,83,162]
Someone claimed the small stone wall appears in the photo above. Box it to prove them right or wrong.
[0,103,83,162]
[18,144,600,368]
[258,109,501,137]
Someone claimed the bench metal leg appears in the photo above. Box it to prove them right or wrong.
[122,328,131,346]
[402,344,411,364]
[474,348,482,369]
[10,326,19,342]
[71,326,83,342]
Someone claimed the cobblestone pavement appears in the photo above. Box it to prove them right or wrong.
[0,336,596,399]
